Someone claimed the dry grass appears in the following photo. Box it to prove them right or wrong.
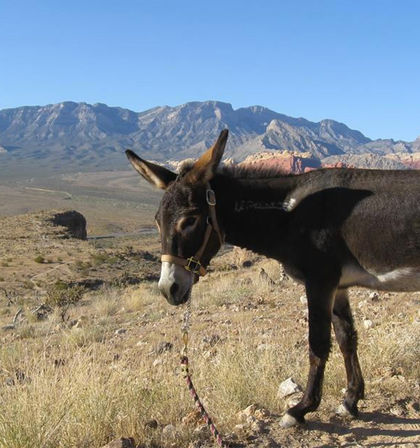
[0,259,419,448]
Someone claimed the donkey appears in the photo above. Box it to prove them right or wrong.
[126,129,420,428]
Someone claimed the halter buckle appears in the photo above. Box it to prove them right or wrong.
[185,257,202,274]
[206,189,216,206]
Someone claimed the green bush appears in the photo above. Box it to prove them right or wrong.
[34,255,45,263]
[45,281,85,308]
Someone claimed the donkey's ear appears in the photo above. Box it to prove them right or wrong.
[185,129,228,184]
[126,150,176,190]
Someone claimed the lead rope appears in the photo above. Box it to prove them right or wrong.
[181,299,228,447]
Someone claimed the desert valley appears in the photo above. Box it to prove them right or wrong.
[0,101,419,448]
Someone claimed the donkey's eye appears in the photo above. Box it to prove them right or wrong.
[178,216,198,232]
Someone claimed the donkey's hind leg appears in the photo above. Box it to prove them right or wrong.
[332,288,365,417]
[281,278,337,427]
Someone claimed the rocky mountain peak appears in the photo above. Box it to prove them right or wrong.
[0,100,417,175]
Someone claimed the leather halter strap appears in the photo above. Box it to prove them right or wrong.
[160,183,223,277]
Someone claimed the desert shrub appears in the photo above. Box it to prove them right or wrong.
[22,280,34,289]
[73,260,91,275]
[34,255,44,263]
[45,281,85,321]
[90,252,120,266]
[17,324,36,339]
[90,253,109,266]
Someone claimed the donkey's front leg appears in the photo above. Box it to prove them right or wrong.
[281,279,337,428]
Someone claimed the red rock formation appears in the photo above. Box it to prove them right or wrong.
[238,151,321,174]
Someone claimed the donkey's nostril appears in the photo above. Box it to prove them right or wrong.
[170,283,179,297]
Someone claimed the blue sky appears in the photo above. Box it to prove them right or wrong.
[1,0,419,141]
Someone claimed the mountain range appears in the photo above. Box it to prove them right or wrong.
[0,100,419,176]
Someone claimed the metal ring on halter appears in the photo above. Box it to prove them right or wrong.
[206,188,216,206]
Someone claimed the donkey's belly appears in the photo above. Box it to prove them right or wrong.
[340,264,420,291]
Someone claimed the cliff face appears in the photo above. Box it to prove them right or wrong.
[238,151,321,174]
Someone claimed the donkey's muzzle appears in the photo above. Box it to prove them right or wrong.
[158,261,193,306]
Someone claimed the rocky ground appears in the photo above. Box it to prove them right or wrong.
[0,209,160,298]
[0,211,419,448]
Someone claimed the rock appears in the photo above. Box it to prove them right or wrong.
[336,403,355,418]
[237,404,270,432]
[153,358,162,367]
[161,424,177,439]
[390,405,404,416]
[182,409,203,427]
[240,150,321,175]
[100,438,136,448]
[115,328,127,335]
[49,210,87,240]
[299,295,307,305]
[279,413,299,428]
[277,377,302,399]
[369,291,379,301]
[249,418,264,433]
[145,419,158,429]
[254,408,270,420]
[259,268,275,285]
[237,404,258,422]
[201,334,221,346]
[2,324,15,331]
[156,341,173,354]
[233,423,247,434]
[285,392,302,409]
[363,319,374,329]
[279,268,289,282]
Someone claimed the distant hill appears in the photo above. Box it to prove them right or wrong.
[0,100,418,176]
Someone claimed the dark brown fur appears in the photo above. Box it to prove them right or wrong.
[127,131,420,424]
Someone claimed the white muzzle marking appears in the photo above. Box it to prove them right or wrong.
[158,262,193,302]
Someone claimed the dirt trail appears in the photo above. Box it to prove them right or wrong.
[238,406,420,447]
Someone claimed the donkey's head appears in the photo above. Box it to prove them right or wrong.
[126,130,228,305]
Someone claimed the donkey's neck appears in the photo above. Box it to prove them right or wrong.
[213,174,297,258]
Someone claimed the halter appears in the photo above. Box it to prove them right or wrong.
[160,183,224,276]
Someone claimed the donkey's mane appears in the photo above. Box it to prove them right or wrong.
[177,160,293,180]
[219,164,292,179]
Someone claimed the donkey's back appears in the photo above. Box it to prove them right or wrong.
[290,168,420,292]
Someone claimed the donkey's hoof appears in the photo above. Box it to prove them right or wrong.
[336,403,357,418]
[280,413,300,428]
